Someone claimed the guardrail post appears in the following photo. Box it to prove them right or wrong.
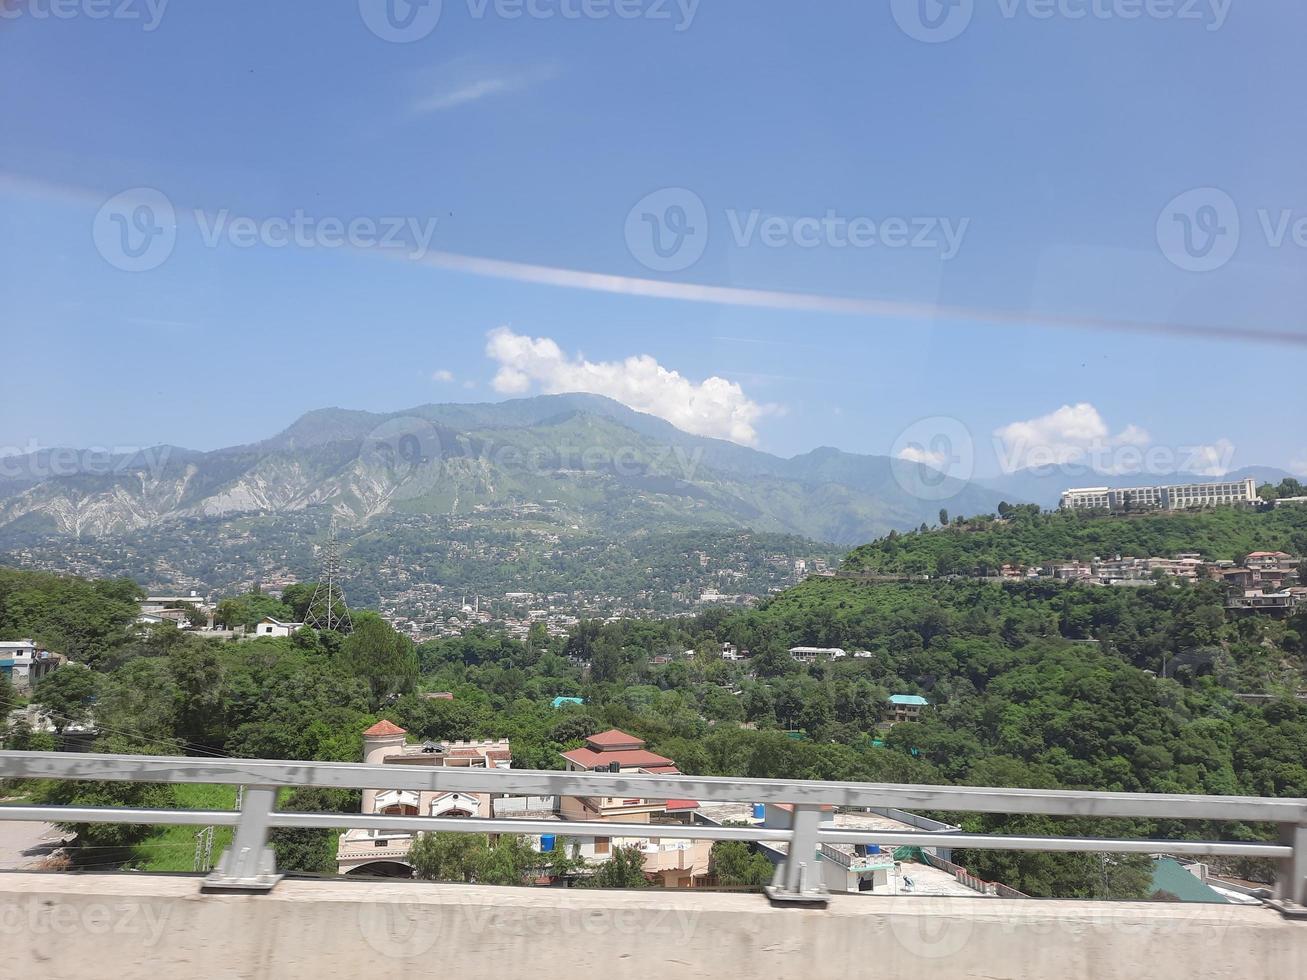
[204,786,282,892]
[765,803,829,906]
[1275,822,1306,910]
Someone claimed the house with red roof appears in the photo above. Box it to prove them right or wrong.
[554,729,711,887]
[560,729,676,773]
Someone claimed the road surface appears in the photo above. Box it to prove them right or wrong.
[0,817,65,870]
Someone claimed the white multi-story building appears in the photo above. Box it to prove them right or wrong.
[0,640,63,690]
[1060,478,1256,512]
[789,646,846,663]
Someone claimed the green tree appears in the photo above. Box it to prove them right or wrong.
[585,844,647,888]
[410,831,480,882]
[280,583,319,622]
[270,787,360,875]
[338,613,418,708]
[36,737,178,863]
[32,663,98,735]
[710,840,774,887]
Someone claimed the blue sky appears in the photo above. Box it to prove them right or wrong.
[2,1,1304,478]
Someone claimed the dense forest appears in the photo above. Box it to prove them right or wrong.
[2,506,1306,896]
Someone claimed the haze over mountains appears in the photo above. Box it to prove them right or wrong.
[0,394,1294,550]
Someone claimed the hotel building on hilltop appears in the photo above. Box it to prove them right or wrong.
[1059,478,1257,512]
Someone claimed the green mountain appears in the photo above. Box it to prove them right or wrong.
[0,394,1009,545]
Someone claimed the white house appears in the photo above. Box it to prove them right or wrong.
[253,617,306,638]
[0,640,63,690]
[140,592,210,615]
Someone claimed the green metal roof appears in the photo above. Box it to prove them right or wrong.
[888,694,929,706]
[1149,858,1228,904]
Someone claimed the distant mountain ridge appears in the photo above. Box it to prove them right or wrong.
[0,394,1011,546]
[0,395,1292,547]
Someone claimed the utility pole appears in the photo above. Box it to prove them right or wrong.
[194,826,214,873]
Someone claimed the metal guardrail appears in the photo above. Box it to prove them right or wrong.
[0,750,1303,910]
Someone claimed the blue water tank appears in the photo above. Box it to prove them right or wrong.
[752,804,766,820]
[540,834,556,852]
[868,844,881,854]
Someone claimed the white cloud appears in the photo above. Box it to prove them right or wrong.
[1291,456,1307,478]
[413,65,558,114]
[431,369,455,383]
[484,328,771,445]
[897,445,948,468]
[993,403,1152,473]
[1185,439,1237,477]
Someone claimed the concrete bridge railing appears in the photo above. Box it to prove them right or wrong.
[0,750,1304,912]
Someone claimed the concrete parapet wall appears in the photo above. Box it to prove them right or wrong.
[0,873,1303,980]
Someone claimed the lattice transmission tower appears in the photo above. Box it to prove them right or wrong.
[305,527,353,634]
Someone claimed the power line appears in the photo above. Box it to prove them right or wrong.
[0,694,232,759]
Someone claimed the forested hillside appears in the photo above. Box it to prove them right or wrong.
[843,504,1307,576]
[3,501,1306,897]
